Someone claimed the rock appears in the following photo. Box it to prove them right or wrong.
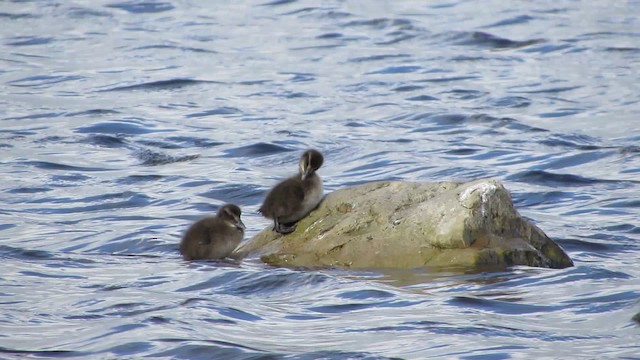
[234,179,573,269]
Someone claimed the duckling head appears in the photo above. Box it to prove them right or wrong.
[299,149,324,181]
[218,203,246,230]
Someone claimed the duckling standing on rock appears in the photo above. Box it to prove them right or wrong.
[180,203,245,260]
[259,149,324,234]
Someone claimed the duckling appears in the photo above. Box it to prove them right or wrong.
[180,203,245,260]
[259,149,324,234]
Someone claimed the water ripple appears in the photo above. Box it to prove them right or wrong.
[68,109,121,117]
[148,340,265,360]
[0,12,39,20]
[507,170,624,187]
[100,79,219,92]
[132,44,217,54]
[185,107,242,118]
[448,31,544,49]
[482,15,536,28]
[134,149,200,166]
[8,74,85,88]
[222,143,295,158]
[105,1,175,13]
[487,96,531,108]
[76,120,170,135]
[6,36,54,46]
[348,54,411,63]
[448,296,562,315]
[19,161,108,172]
[0,348,81,358]
[199,183,265,204]
[367,65,423,75]
[261,0,298,6]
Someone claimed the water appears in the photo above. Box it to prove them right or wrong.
[1,0,639,358]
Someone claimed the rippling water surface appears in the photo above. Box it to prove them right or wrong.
[1,1,640,358]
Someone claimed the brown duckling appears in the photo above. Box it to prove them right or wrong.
[180,203,245,260]
[259,149,324,234]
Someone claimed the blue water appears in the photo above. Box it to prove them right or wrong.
[1,1,640,358]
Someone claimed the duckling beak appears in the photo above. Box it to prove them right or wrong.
[301,167,312,181]
[236,219,246,231]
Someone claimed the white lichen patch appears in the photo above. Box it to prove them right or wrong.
[458,181,498,216]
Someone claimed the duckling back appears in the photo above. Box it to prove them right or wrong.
[180,205,245,260]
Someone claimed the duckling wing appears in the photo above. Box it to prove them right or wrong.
[260,178,305,217]
[180,219,213,259]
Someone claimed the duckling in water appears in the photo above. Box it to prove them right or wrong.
[259,149,324,234]
[180,203,245,260]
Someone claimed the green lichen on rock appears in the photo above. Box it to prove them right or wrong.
[235,179,573,270]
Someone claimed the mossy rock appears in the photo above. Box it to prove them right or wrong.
[235,179,573,270]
